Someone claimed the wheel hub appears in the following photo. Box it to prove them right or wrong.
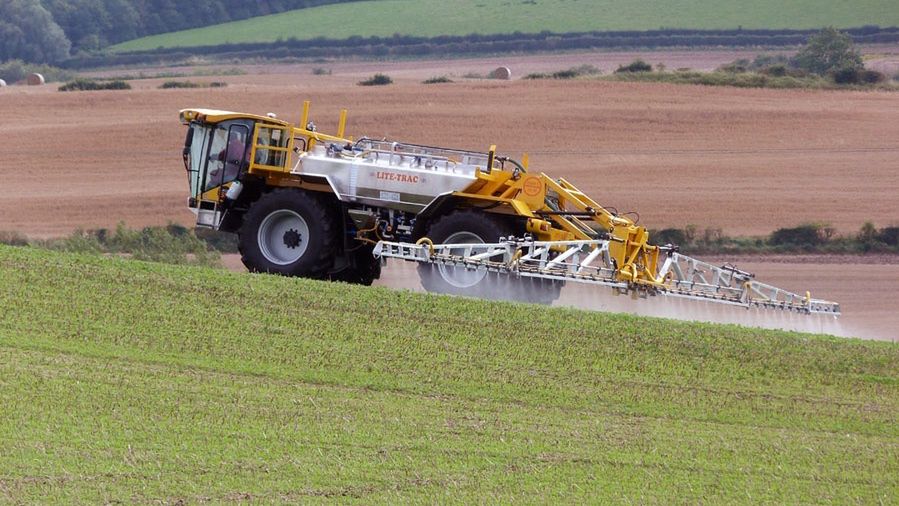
[283,228,302,249]
[438,231,488,288]
[257,209,310,265]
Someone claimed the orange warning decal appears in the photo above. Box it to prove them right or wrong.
[522,176,542,197]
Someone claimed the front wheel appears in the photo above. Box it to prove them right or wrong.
[238,189,337,277]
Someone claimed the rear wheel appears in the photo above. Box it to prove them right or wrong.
[238,189,337,277]
[418,210,511,297]
[417,210,562,304]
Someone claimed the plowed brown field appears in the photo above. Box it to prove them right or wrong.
[1,54,897,340]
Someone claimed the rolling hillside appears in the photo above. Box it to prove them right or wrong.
[0,245,897,502]
[112,0,899,51]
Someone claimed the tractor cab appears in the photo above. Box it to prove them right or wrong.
[179,109,294,229]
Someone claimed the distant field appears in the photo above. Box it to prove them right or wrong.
[111,0,899,51]
[4,70,899,237]
[0,246,897,502]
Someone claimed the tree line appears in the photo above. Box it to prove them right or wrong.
[0,0,358,64]
[62,25,899,69]
[4,0,899,67]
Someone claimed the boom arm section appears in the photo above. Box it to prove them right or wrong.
[373,238,841,316]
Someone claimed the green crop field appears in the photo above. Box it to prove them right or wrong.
[0,245,897,503]
[111,0,899,52]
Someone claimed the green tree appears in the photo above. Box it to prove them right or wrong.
[0,0,70,63]
[3,0,359,62]
[792,26,863,75]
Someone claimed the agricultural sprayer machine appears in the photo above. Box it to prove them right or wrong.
[178,102,839,316]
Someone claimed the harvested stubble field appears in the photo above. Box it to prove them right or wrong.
[2,58,898,236]
[0,245,897,503]
[2,54,897,339]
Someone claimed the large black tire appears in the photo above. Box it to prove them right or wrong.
[331,244,381,286]
[238,189,337,278]
[417,210,514,297]
[418,210,563,304]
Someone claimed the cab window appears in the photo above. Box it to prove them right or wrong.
[205,124,250,191]
[252,124,292,170]
[186,123,211,197]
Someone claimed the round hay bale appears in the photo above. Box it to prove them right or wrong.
[488,66,512,80]
[0,79,6,87]
[26,73,45,86]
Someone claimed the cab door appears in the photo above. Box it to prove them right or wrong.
[202,123,251,194]
[189,120,252,228]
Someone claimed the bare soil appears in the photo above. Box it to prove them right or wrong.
[4,62,898,237]
[1,50,897,339]
[705,254,899,265]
